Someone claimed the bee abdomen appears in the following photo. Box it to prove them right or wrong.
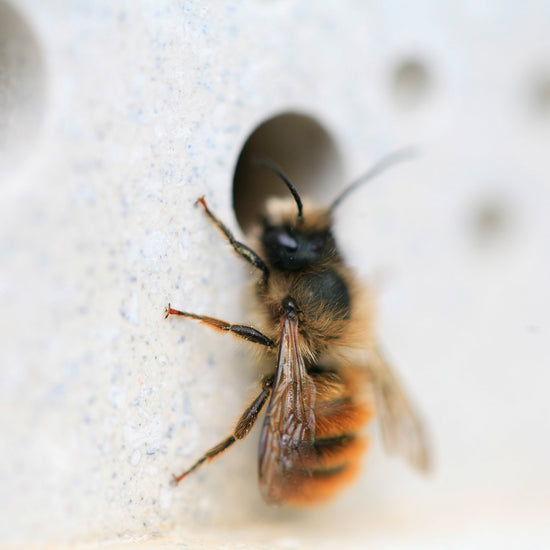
[287,369,374,505]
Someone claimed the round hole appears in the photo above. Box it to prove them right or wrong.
[470,195,515,250]
[232,112,344,233]
[391,58,432,111]
[0,1,46,169]
[529,71,550,118]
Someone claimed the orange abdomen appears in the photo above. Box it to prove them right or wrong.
[287,367,375,505]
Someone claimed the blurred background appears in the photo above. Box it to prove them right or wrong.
[1,1,549,548]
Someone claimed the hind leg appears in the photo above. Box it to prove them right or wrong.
[173,375,273,483]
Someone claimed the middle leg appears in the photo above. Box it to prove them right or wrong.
[165,305,274,348]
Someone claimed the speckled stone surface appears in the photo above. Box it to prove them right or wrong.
[1,0,549,548]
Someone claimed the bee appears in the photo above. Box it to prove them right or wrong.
[166,151,429,506]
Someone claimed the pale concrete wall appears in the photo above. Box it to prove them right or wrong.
[1,1,549,548]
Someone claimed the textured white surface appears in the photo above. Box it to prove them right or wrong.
[1,0,549,548]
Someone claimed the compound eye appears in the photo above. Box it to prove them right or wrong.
[310,234,325,252]
[277,231,298,251]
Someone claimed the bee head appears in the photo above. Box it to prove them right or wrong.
[261,197,335,271]
[252,159,340,272]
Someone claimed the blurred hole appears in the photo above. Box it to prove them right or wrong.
[529,71,550,118]
[0,1,46,169]
[391,58,432,111]
[470,195,514,250]
[233,112,344,233]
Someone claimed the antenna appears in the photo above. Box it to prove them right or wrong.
[253,157,304,221]
[329,148,417,212]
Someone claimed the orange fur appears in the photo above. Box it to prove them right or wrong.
[286,459,365,506]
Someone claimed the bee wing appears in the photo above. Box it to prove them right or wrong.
[371,349,430,472]
[258,316,316,505]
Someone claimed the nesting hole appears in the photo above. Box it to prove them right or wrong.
[529,71,550,118]
[391,58,432,111]
[470,194,515,250]
[232,112,344,233]
[0,1,46,167]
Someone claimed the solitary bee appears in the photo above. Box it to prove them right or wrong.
[166,152,429,506]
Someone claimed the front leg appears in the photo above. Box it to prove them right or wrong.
[196,197,269,279]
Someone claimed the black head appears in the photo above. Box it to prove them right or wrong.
[254,159,336,271]
[261,221,335,271]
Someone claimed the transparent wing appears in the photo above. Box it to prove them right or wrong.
[258,316,316,505]
[371,349,430,472]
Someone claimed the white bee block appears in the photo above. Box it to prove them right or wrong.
[1,0,549,548]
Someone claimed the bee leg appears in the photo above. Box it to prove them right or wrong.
[196,196,270,279]
[165,305,274,347]
[172,375,273,484]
